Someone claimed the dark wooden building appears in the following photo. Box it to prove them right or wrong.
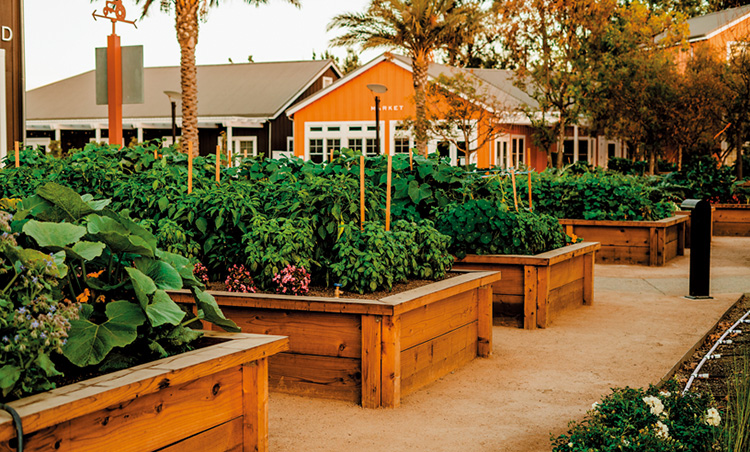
[25,60,341,157]
[0,0,25,158]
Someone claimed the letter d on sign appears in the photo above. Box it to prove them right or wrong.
[1,27,11,42]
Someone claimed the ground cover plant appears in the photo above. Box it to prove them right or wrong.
[551,380,720,451]
[0,182,238,402]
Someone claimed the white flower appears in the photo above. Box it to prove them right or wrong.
[659,390,671,398]
[643,395,665,417]
[622,439,631,446]
[654,420,670,439]
[568,442,574,448]
[591,401,599,411]
[705,408,721,426]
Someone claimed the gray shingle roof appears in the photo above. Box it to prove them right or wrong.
[27,60,337,121]
[685,4,750,41]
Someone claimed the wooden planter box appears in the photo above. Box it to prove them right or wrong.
[170,271,500,409]
[713,204,750,236]
[453,242,600,330]
[559,216,688,266]
[0,332,288,452]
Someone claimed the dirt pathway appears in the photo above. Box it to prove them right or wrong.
[268,237,749,452]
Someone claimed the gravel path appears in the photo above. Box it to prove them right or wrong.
[268,237,749,452]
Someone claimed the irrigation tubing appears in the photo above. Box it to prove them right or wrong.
[0,403,23,452]
[682,308,750,395]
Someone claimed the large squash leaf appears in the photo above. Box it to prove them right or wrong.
[62,300,146,367]
[86,214,155,257]
[146,290,186,327]
[125,267,156,309]
[157,249,202,289]
[22,220,87,247]
[134,258,183,291]
[0,365,21,397]
[36,183,98,222]
[192,288,240,332]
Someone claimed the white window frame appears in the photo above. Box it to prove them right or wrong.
[287,136,294,153]
[305,121,385,161]
[27,137,52,153]
[495,134,525,168]
[727,41,749,61]
[232,136,258,164]
[322,76,333,88]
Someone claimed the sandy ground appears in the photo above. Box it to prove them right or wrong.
[268,237,750,452]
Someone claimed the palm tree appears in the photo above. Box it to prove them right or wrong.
[137,0,300,155]
[328,0,472,155]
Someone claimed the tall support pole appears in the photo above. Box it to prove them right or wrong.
[107,26,123,147]
[375,96,381,156]
[171,100,177,145]
[360,155,365,231]
[385,153,392,232]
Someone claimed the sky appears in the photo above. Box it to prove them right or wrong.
[23,0,379,90]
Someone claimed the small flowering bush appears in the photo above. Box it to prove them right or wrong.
[193,261,209,285]
[272,264,311,295]
[551,380,720,452]
[0,210,80,399]
[225,264,257,293]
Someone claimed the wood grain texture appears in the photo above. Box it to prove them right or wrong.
[156,418,243,452]
[583,252,595,306]
[400,322,478,397]
[381,315,402,408]
[536,265,550,329]
[3,368,243,452]
[400,291,478,350]
[243,359,268,452]
[268,353,361,403]
[361,315,382,409]
[220,307,361,358]
[548,279,585,318]
[523,266,538,330]
[477,286,493,357]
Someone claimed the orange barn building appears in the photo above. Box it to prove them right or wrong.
[674,4,750,68]
[287,53,623,170]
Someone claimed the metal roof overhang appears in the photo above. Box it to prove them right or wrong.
[26,116,267,131]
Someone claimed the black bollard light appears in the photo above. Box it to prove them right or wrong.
[681,199,713,299]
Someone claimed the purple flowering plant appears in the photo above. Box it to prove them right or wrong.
[225,264,257,293]
[272,265,311,295]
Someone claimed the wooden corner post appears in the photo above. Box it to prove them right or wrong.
[361,315,382,409]
[242,358,269,452]
[477,285,493,357]
[381,315,401,408]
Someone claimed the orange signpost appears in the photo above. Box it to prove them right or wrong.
[216,145,221,184]
[14,141,19,168]
[92,1,136,147]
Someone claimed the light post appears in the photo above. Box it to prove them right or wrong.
[164,90,181,147]
[367,84,387,155]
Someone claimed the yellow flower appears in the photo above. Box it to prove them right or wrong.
[76,288,91,303]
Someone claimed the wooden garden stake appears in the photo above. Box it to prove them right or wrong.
[385,153,393,231]
[14,142,19,168]
[528,171,533,212]
[409,148,413,170]
[153,146,157,160]
[510,168,518,212]
[360,155,365,231]
[187,141,193,194]
[215,145,221,184]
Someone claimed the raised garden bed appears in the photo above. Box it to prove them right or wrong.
[559,216,688,266]
[170,271,500,409]
[712,204,750,237]
[453,242,600,330]
[0,332,288,452]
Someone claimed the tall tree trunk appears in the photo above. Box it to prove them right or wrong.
[678,146,683,172]
[738,144,744,181]
[412,54,429,157]
[176,0,200,156]
[556,118,566,169]
[648,148,656,175]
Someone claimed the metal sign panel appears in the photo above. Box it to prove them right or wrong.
[96,45,144,105]
[0,0,24,155]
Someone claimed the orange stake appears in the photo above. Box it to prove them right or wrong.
[510,169,518,212]
[409,148,413,170]
[187,141,193,194]
[360,155,365,231]
[153,146,157,160]
[215,145,221,184]
[14,142,19,168]
[527,171,533,212]
[385,153,393,231]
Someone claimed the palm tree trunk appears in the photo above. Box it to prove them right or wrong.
[412,54,429,157]
[175,0,200,156]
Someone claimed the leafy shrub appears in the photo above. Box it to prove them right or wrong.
[243,217,317,289]
[392,219,453,279]
[669,155,737,203]
[330,222,410,293]
[140,218,200,260]
[552,381,719,452]
[435,199,566,259]
[272,265,311,295]
[224,264,256,293]
[0,183,238,402]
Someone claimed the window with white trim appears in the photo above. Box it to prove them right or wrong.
[287,136,294,153]
[305,121,385,159]
[327,138,341,160]
[495,137,509,168]
[232,137,258,165]
[348,138,363,153]
[322,76,333,88]
[309,138,324,163]
[394,137,410,154]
